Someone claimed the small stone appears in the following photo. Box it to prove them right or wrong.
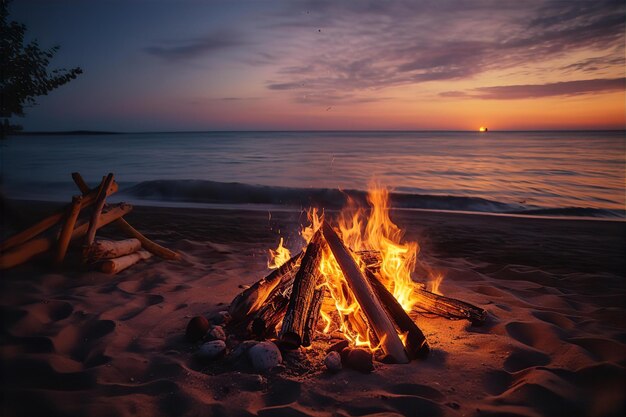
[228,340,258,362]
[340,347,353,363]
[248,341,282,372]
[186,316,209,342]
[197,340,226,360]
[225,334,239,349]
[270,363,287,374]
[324,351,342,373]
[345,348,374,373]
[208,325,226,341]
[210,310,231,325]
[327,340,349,354]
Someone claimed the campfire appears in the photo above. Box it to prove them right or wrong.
[223,188,486,369]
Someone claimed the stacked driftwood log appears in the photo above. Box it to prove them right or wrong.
[227,221,487,365]
[0,172,179,272]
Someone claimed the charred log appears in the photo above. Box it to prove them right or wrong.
[364,269,429,359]
[302,286,326,347]
[361,250,486,325]
[279,230,324,348]
[413,288,487,325]
[228,251,303,323]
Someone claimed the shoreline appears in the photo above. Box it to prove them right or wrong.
[5,197,625,223]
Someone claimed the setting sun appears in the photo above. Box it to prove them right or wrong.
[479,126,488,132]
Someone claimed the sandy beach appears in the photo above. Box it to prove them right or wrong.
[1,202,624,417]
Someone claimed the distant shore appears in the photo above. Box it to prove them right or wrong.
[11,130,121,136]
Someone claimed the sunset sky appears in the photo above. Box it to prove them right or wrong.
[11,0,626,131]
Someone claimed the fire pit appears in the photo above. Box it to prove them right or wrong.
[191,188,486,373]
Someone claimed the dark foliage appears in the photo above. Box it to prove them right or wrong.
[0,0,82,136]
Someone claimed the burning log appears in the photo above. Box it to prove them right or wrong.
[54,195,83,265]
[83,173,115,261]
[100,250,152,274]
[364,269,429,359]
[250,287,291,338]
[229,252,304,322]
[0,178,118,252]
[89,238,142,261]
[0,203,133,270]
[302,286,326,347]
[279,230,325,348]
[361,250,487,325]
[71,172,181,261]
[413,288,487,325]
[322,222,410,364]
[356,249,382,270]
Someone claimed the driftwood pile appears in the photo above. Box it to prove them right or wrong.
[0,172,179,272]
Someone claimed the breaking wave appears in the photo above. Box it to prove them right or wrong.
[120,180,624,219]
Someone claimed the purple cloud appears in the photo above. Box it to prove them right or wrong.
[262,0,625,104]
[145,32,244,62]
[441,77,625,99]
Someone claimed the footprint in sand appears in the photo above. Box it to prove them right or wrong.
[503,347,551,372]
[531,310,577,329]
[567,337,626,362]
[388,383,445,401]
[53,317,115,367]
[505,320,566,352]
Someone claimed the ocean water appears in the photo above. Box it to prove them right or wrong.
[1,131,624,217]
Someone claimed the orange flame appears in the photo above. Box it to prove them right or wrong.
[267,237,291,269]
[429,273,444,295]
[274,186,443,351]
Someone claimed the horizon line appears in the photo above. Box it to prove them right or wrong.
[13,128,626,135]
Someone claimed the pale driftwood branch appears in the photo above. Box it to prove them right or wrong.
[322,221,409,364]
[101,250,152,274]
[71,172,181,261]
[54,195,83,265]
[89,238,142,261]
[0,180,118,252]
[279,230,324,347]
[83,173,115,260]
[71,172,91,195]
[114,220,181,261]
[0,203,133,270]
